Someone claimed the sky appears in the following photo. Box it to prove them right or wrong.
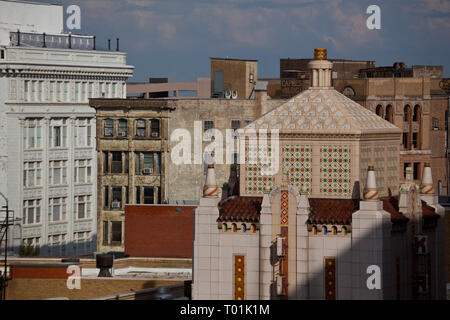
[30,0,450,81]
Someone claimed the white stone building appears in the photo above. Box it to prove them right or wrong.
[192,49,446,300]
[0,0,134,256]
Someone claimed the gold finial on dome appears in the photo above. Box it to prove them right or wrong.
[314,48,327,60]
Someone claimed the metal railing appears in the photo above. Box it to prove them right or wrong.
[10,31,96,51]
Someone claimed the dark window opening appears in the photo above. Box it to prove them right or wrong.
[104,186,109,208]
[136,119,146,137]
[112,187,122,208]
[136,187,141,204]
[143,187,154,204]
[151,119,160,138]
[111,152,122,173]
[104,119,114,136]
[103,221,108,245]
[118,119,127,136]
[111,221,122,243]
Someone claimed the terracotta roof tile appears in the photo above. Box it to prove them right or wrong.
[218,196,262,223]
[307,198,358,225]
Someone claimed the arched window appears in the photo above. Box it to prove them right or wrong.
[376,105,383,118]
[332,226,337,235]
[342,226,348,235]
[223,223,228,232]
[413,104,421,122]
[323,226,328,235]
[232,223,237,232]
[313,226,318,235]
[251,224,257,233]
[242,224,247,233]
[104,118,114,137]
[385,105,393,123]
[403,105,411,122]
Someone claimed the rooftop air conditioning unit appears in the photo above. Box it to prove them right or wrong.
[118,131,127,137]
[111,201,121,208]
[276,275,287,296]
[151,132,159,138]
[143,167,153,174]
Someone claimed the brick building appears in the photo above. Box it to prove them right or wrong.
[124,204,195,258]
[89,99,174,252]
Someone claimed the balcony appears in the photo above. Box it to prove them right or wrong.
[10,31,99,51]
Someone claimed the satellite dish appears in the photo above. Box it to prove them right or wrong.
[225,90,232,99]
[231,90,238,99]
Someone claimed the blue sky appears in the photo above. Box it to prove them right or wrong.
[34,0,450,81]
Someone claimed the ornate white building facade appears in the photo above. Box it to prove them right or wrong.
[0,0,134,256]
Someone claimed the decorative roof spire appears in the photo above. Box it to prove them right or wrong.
[363,166,379,201]
[420,162,434,195]
[203,164,219,197]
[308,48,333,89]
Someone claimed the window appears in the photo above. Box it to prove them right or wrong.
[143,187,154,204]
[404,163,411,178]
[48,198,67,222]
[118,119,127,136]
[231,119,241,131]
[104,119,114,137]
[23,162,42,187]
[75,159,92,183]
[88,82,94,98]
[74,231,91,254]
[103,221,109,244]
[48,161,68,185]
[1,49,4,59]
[412,133,418,149]
[74,195,91,219]
[404,105,411,122]
[432,117,440,130]
[385,105,393,123]
[151,119,160,137]
[23,200,41,225]
[136,119,146,137]
[111,221,122,243]
[143,153,154,172]
[111,152,123,173]
[75,118,92,146]
[49,119,68,148]
[135,152,141,174]
[413,105,421,122]
[104,186,109,208]
[103,152,109,174]
[413,163,420,180]
[204,120,214,132]
[63,81,69,102]
[75,82,80,101]
[136,187,141,204]
[111,187,122,208]
[23,237,40,248]
[49,81,55,101]
[23,118,42,149]
[48,234,66,256]
[402,133,409,149]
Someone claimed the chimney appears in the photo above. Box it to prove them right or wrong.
[420,162,434,195]
[307,48,333,88]
[363,166,379,201]
[203,164,219,197]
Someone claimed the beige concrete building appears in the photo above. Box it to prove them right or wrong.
[89,99,173,252]
[210,57,258,99]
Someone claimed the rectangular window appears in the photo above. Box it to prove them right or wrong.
[1,49,4,59]
[23,200,41,225]
[143,187,154,204]
[151,119,160,137]
[432,117,439,130]
[103,221,109,244]
[118,119,127,136]
[23,118,42,149]
[111,187,122,208]
[75,195,91,219]
[111,221,122,243]
[412,133,418,149]
[104,186,109,208]
[136,119,146,137]
[231,119,241,130]
[48,161,67,185]
[135,152,141,174]
[414,163,420,180]
[402,133,408,149]
[204,120,214,132]
[136,186,141,204]
[23,162,42,187]
[75,159,92,183]
[48,197,67,222]
[143,153,154,172]
[104,119,114,136]
[75,118,92,147]
[49,119,67,148]
[404,163,411,178]
[104,152,109,174]
[111,152,122,173]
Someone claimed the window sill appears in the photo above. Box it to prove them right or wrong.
[48,221,68,225]
[23,223,42,227]
[74,218,92,222]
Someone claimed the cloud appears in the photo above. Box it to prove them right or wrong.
[158,23,176,42]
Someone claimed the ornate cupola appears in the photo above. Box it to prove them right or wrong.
[308,48,333,89]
